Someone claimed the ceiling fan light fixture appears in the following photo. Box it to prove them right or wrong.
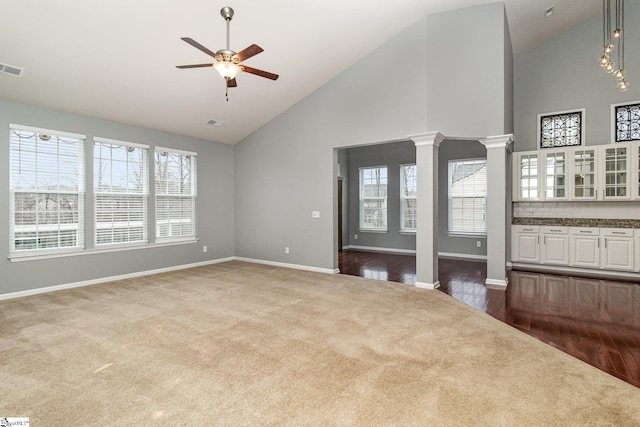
[214,61,242,79]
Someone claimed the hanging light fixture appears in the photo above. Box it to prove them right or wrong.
[601,0,630,91]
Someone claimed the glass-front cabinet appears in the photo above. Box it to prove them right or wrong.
[571,148,597,200]
[517,153,539,200]
[544,150,567,200]
[601,144,630,200]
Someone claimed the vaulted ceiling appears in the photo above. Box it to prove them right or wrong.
[1,0,600,144]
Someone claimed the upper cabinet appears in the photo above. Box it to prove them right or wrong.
[513,142,637,202]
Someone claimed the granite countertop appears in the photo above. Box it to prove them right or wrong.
[512,217,640,228]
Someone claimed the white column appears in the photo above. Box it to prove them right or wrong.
[480,134,513,288]
[410,132,444,289]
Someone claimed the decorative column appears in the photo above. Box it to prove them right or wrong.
[480,134,513,288]
[410,132,445,289]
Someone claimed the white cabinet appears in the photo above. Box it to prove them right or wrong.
[635,229,640,272]
[570,228,601,269]
[600,144,631,200]
[514,153,540,200]
[543,150,568,200]
[512,225,540,263]
[541,226,569,265]
[601,228,634,271]
[570,147,598,200]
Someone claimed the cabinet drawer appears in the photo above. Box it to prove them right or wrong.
[513,225,540,233]
[570,227,599,236]
[542,226,568,234]
[601,228,634,238]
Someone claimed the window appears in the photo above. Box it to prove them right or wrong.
[400,164,416,231]
[155,147,197,240]
[448,159,486,235]
[9,124,85,255]
[94,138,149,246]
[538,109,584,149]
[359,166,387,230]
[613,101,640,142]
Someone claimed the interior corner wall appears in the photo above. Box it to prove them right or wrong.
[514,2,640,152]
[345,141,416,252]
[504,7,514,135]
[233,17,429,271]
[0,98,235,295]
[426,3,510,138]
[437,139,487,257]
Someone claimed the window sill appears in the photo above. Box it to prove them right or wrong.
[400,229,416,235]
[448,232,487,238]
[358,229,388,234]
[8,238,198,263]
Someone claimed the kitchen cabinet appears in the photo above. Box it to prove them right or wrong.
[600,144,631,200]
[570,147,597,200]
[601,228,634,271]
[569,228,601,269]
[512,225,540,263]
[541,226,569,265]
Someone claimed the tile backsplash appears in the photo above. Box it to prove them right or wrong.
[513,201,640,220]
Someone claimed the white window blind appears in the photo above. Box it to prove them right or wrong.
[359,166,387,230]
[94,138,149,246]
[400,164,417,231]
[9,124,86,254]
[155,147,197,240]
[448,159,487,234]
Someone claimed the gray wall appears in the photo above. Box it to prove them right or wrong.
[234,3,511,270]
[0,99,235,295]
[514,2,640,152]
[343,141,416,252]
[438,139,488,257]
[426,3,512,138]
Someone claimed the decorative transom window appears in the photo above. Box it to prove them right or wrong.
[613,102,640,142]
[538,110,583,149]
[9,124,86,255]
[359,166,387,230]
[400,164,416,231]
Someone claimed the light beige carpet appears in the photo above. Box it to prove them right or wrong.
[1,261,639,426]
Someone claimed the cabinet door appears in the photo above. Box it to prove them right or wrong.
[570,235,600,268]
[602,145,630,200]
[513,232,540,263]
[636,231,640,272]
[544,151,567,200]
[571,148,597,200]
[517,153,540,200]
[602,236,634,271]
[542,234,569,265]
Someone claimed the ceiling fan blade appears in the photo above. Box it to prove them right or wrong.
[234,44,264,63]
[241,65,279,81]
[176,63,214,69]
[181,37,218,59]
[227,78,237,88]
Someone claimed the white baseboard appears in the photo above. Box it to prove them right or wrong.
[438,252,487,261]
[485,278,508,288]
[233,257,337,275]
[344,245,416,255]
[415,281,440,290]
[0,257,235,301]
[511,262,640,280]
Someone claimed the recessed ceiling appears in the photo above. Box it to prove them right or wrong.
[0,0,600,145]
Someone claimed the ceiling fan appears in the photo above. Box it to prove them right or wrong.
[176,6,279,98]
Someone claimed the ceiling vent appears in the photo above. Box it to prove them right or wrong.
[0,63,24,77]
[207,119,224,127]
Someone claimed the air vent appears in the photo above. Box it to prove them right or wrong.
[545,6,554,18]
[0,63,25,77]
[207,119,224,127]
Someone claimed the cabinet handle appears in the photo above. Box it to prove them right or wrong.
[597,238,600,248]
[612,231,625,235]
[579,230,591,233]
[550,229,562,232]
[537,235,540,244]
[604,237,607,248]
[523,228,534,231]
[543,236,546,244]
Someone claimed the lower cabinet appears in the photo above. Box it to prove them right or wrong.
[513,225,636,273]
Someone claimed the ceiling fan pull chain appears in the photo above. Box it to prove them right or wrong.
[226,85,229,102]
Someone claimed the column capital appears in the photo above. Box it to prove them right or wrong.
[479,134,513,150]
[410,132,445,148]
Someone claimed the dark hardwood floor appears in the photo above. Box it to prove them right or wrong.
[338,250,640,388]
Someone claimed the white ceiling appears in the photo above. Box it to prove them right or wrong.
[1,0,600,145]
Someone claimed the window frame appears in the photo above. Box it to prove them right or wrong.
[154,146,198,242]
[93,137,149,248]
[399,163,417,233]
[358,165,388,232]
[537,108,585,149]
[611,100,640,143]
[448,158,487,236]
[9,124,86,258]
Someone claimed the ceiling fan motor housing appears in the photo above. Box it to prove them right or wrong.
[216,49,239,64]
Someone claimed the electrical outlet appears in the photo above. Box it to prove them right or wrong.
[285,247,289,254]
[354,234,358,240]
[203,245,208,253]
[476,241,481,248]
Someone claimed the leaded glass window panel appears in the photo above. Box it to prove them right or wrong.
[539,111,583,149]
[614,103,640,142]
